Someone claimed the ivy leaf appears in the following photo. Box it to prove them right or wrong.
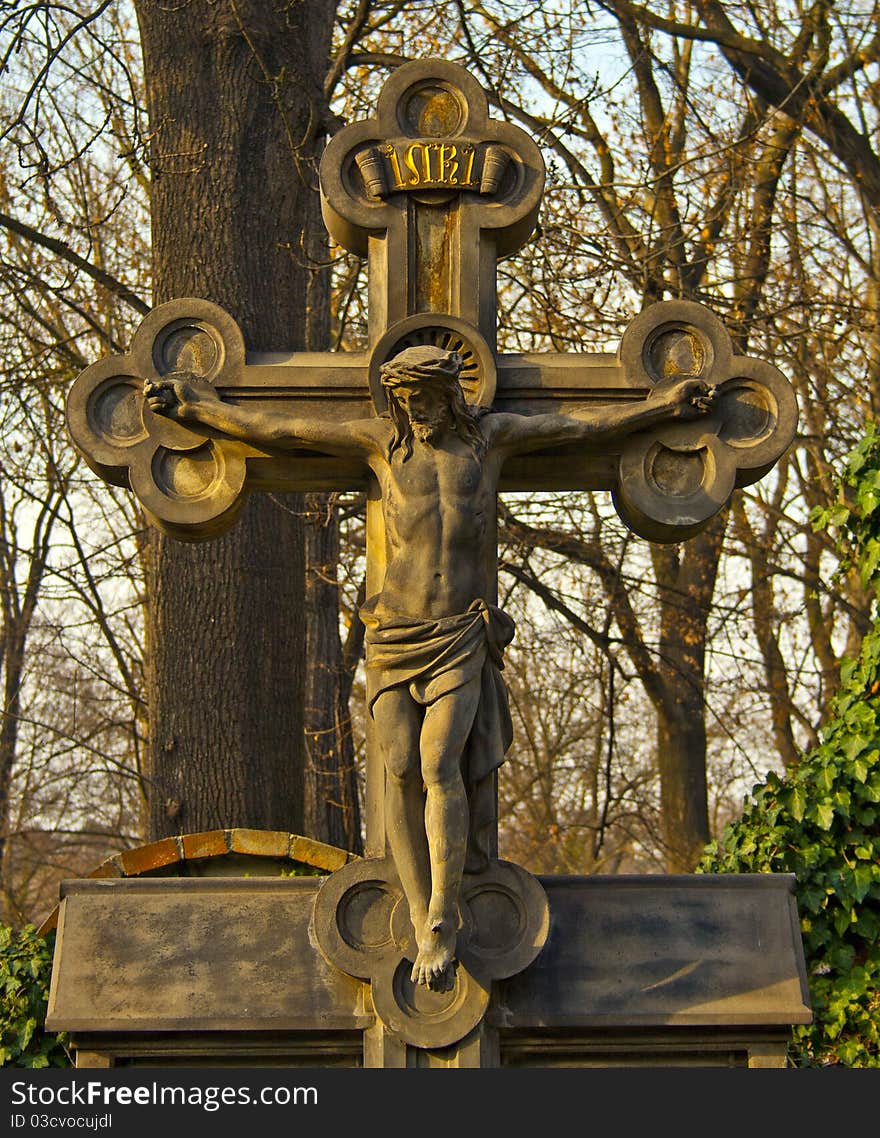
[852,864,877,902]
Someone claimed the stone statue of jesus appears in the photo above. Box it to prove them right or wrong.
[146,346,716,991]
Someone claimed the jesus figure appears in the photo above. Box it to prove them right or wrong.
[146,345,716,991]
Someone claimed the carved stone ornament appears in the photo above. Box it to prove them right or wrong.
[368,313,497,415]
[614,300,797,541]
[312,856,549,1048]
[319,59,544,265]
[66,298,249,540]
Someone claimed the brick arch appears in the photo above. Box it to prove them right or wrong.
[38,828,357,934]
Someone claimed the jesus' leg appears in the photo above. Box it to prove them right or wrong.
[372,688,432,946]
[412,678,482,990]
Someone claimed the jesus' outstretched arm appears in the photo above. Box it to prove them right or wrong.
[144,372,380,459]
[486,375,717,456]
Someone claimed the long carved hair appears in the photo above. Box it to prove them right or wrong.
[381,347,486,462]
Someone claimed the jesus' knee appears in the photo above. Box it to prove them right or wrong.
[373,688,421,786]
[419,741,464,791]
[380,740,421,786]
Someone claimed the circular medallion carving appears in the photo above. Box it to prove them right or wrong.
[463,885,526,955]
[88,378,147,447]
[647,444,713,498]
[392,958,467,1018]
[152,319,224,380]
[718,379,776,448]
[645,326,710,382]
[398,81,467,136]
[312,856,402,981]
[616,432,736,542]
[372,955,489,1050]
[130,298,245,389]
[458,860,550,980]
[337,882,397,952]
[619,300,732,386]
[151,444,225,502]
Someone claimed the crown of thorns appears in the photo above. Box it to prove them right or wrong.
[379,346,464,388]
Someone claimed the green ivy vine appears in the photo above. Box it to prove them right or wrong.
[700,424,880,1067]
[0,924,70,1067]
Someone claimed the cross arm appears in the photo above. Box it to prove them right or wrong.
[145,373,384,461]
[491,300,797,542]
[65,298,377,540]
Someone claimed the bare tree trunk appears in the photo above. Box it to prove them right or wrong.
[0,629,29,924]
[303,497,363,852]
[0,483,62,923]
[135,0,336,838]
[651,517,724,871]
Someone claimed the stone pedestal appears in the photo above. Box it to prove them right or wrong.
[47,872,810,1068]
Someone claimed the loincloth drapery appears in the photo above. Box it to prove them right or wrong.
[361,598,516,869]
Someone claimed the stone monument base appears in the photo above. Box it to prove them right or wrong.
[47,862,810,1068]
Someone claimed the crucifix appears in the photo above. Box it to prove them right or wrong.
[67,59,796,1056]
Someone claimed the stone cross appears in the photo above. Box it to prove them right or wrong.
[66,59,797,1056]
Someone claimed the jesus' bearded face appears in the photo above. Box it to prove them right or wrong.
[393,382,453,444]
[380,345,485,462]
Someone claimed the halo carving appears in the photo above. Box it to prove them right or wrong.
[368,314,496,415]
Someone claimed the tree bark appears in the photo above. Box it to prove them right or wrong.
[303,496,363,852]
[134,0,336,838]
[651,516,724,872]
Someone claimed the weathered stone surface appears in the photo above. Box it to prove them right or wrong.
[498,874,810,1027]
[48,878,366,1033]
[229,827,289,858]
[290,835,352,872]
[181,829,231,860]
[48,874,808,1038]
[118,837,181,877]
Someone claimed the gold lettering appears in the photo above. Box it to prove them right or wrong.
[383,140,481,190]
[404,142,426,185]
[383,144,406,189]
[426,142,443,182]
[461,144,477,186]
[439,144,459,184]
